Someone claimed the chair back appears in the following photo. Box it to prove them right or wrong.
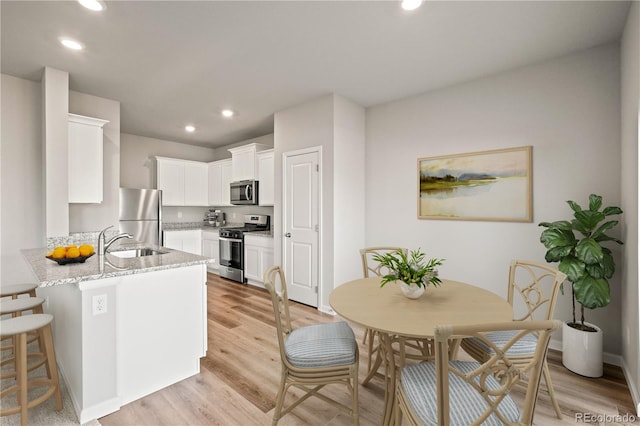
[434,320,561,425]
[360,247,408,278]
[264,266,293,364]
[508,260,566,322]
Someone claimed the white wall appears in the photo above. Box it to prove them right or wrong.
[333,96,366,292]
[1,74,45,284]
[69,91,120,233]
[620,1,640,410]
[366,44,623,355]
[274,94,366,312]
[42,67,69,237]
[120,133,216,190]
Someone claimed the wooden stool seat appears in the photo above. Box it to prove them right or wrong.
[0,314,63,426]
[0,283,38,298]
[0,297,45,315]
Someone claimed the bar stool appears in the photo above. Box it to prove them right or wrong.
[1,297,48,379]
[0,314,63,426]
[0,284,42,350]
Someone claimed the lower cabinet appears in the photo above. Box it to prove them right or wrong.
[163,230,202,255]
[201,229,220,273]
[244,235,274,287]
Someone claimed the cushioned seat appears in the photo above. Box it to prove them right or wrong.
[401,360,521,425]
[396,320,561,426]
[464,330,537,356]
[460,260,567,419]
[285,321,356,368]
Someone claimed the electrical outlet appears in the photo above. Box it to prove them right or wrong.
[177,211,183,219]
[92,294,107,315]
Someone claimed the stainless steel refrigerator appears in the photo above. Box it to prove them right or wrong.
[119,188,162,245]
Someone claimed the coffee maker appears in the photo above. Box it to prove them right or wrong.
[204,209,225,227]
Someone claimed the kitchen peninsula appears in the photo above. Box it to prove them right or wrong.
[21,240,211,423]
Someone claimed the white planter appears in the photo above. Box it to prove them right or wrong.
[397,281,425,299]
[562,321,603,377]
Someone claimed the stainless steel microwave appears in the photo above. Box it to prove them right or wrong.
[230,180,259,205]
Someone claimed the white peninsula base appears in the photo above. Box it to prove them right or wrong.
[37,264,207,423]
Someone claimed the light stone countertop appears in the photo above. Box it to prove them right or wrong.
[22,240,212,287]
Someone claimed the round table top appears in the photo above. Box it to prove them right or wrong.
[330,277,513,338]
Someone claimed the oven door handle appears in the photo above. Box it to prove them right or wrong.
[220,237,243,243]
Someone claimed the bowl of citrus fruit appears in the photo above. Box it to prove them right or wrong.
[46,244,95,265]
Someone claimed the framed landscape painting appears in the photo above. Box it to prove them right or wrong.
[418,146,532,222]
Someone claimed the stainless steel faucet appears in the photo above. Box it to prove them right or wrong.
[98,225,133,255]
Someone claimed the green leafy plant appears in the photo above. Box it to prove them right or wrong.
[539,194,623,330]
[372,248,444,288]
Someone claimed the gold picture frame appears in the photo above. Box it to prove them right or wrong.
[418,146,532,222]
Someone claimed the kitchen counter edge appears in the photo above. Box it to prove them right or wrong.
[21,241,212,287]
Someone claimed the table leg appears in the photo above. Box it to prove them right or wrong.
[380,332,396,426]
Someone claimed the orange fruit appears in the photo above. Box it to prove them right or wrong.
[66,247,80,258]
[79,244,94,256]
[51,247,67,259]
[66,244,77,250]
[46,250,54,257]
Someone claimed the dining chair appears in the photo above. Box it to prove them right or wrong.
[263,265,359,425]
[396,320,562,426]
[460,260,566,419]
[360,247,434,385]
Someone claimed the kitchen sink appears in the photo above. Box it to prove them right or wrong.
[109,248,168,258]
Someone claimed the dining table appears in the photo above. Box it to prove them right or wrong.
[329,276,514,425]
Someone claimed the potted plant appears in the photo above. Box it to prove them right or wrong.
[372,249,444,299]
[539,194,623,377]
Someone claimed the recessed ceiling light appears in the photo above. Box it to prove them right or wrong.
[78,0,105,11]
[221,109,234,118]
[60,38,84,51]
[401,0,422,11]
[185,125,196,133]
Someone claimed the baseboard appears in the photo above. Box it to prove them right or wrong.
[621,358,640,416]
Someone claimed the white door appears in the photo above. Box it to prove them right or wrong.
[283,149,319,307]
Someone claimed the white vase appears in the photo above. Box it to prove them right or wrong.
[562,321,603,378]
[398,281,425,299]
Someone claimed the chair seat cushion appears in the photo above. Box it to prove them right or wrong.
[464,330,537,356]
[401,360,521,425]
[285,321,356,368]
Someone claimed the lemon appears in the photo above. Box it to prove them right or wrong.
[66,247,80,259]
[66,244,77,250]
[46,250,54,257]
[51,247,67,259]
[79,244,94,256]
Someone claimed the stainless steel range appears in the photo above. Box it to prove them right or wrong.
[219,214,270,283]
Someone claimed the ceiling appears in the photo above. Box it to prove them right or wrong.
[1,1,631,148]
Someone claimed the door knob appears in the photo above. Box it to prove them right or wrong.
[284,232,291,238]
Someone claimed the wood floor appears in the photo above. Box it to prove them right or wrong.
[99,273,639,426]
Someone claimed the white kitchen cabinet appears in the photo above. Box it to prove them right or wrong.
[244,235,274,287]
[156,157,208,206]
[228,143,271,182]
[68,113,109,203]
[208,159,232,206]
[257,149,274,206]
[163,230,202,255]
[201,229,220,273]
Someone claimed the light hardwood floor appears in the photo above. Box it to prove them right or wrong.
[100,273,639,425]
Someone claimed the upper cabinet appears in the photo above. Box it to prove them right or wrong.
[155,157,208,206]
[208,159,232,206]
[257,149,274,206]
[68,113,109,203]
[228,143,271,182]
